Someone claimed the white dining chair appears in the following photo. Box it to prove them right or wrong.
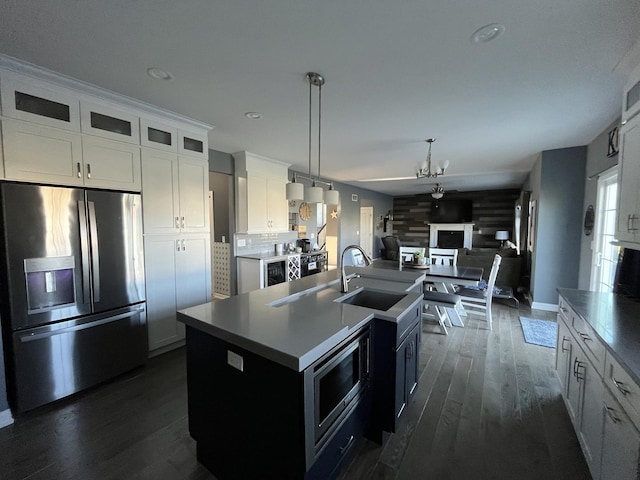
[398,246,426,268]
[428,248,458,266]
[422,290,462,335]
[455,254,502,330]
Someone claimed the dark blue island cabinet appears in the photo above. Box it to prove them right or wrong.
[183,304,421,479]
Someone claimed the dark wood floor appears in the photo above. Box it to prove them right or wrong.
[0,302,592,480]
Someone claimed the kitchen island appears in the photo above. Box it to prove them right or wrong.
[178,267,424,480]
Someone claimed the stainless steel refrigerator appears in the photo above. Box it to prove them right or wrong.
[0,183,147,413]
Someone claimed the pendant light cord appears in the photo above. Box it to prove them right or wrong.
[317,80,322,181]
[308,76,312,179]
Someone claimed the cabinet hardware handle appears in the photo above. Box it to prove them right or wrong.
[628,214,639,232]
[181,216,185,229]
[182,239,186,251]
[579,333,592,342]
[86,163,91,179]
[560,306,568,313]
[613,377,630,395]
[561,337,570,352]
[175,217,180,229]
[573,358,585,381]
[604,404,621,424]
[176,240,180,252]
[339,435,355,455]
[76,162,82,178]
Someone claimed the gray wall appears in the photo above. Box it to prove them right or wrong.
[578,119,620,289]
[527,147,587,306]
[289,171,394,261]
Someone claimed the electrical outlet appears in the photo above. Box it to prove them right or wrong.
[237,239,246,247]
[227,350,244,372]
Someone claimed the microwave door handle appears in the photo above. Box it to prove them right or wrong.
[88,201,100,303]
[77,200,91,305]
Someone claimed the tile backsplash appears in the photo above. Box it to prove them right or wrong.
[234,232,299,256]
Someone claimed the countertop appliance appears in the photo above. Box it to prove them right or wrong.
[297,239,312,253]
[0,183,147,413]
[300,251,328,277]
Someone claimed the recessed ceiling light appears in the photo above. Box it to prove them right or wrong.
[245,112,263,120]
[470,23,505,44]
[146,67,174,81]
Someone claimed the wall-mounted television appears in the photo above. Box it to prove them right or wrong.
[430,199,473,223]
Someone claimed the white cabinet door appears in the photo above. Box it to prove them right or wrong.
[176,235,211,310]
[2,119,84,185]
[601,388,640,480]
[140,118,178,153]
[80,101,140,144]
[578,359,604,479]
[267,175,289,232]
[246,172,269,233]
[82,136,141,191]
[178,129,208,158]
[178,156,209,232]
[0,71,81,131]
[556,316,573,395]
[144,236,182,351]
[616,115,640,243]
[141,150,180,234]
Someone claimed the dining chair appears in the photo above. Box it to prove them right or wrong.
[428,248,458,266]
[455,254,502,330]
[398,246,426,268]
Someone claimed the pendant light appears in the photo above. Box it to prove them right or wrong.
[286,172,304,201]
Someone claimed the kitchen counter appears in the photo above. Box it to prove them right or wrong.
[178,269,424,371]
[558,288,640,384]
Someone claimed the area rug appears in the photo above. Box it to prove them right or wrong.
[519,317,557,348]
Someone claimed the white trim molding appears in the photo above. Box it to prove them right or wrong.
[531,301,559,312]
[0,409,14,429]
[429,223,475,249]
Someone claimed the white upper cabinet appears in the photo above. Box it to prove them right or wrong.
[141,149,209,234]
[0,70,80,131]
[80,101,140,144]
[140,118,178,153]
[82,136,141,191]
[622,62,640,123]
[2,119,84,186]
[178,129,208,159]
[234,151,290,234]
[615,114,640,244]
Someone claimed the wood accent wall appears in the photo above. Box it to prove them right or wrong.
[391,189,520,249]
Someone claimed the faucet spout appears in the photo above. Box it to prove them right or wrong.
[340,245,373,293]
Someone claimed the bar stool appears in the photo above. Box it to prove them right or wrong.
[422,290,462,335]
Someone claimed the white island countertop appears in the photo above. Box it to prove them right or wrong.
[177,268,424,372]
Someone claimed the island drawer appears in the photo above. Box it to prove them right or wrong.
[604,351,640,429]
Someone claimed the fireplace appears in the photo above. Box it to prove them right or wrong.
[429,223,474,249]
[438,231,464,248]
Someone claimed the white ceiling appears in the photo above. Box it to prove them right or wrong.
[1,0,639,196]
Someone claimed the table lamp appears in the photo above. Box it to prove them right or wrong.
[495,230,509,247]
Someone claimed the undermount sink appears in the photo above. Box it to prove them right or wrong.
[335,288,407,311]
[268,280,339,307]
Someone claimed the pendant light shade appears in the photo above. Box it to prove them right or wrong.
[286,174,304,200]
[305,182,324,204]
[324,184,339,204]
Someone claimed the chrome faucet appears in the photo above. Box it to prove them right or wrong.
[340,244,373,293]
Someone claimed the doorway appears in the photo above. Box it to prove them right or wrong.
[590,167,619,292]
[360,206,373,259]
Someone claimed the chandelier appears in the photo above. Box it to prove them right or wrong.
[416,138,449,179]
[431,183,445,199]
[286,72,339,204]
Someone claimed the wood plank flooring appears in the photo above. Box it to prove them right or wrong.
[0,302,591,480]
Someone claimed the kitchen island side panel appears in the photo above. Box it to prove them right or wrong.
[185,326,307,479]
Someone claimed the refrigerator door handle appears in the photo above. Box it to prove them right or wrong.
[19,308,144,343]
[88,201,101,303]
[78,200,91,305]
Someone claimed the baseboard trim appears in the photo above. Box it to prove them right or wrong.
[531,301,558,312]
[0,408,14,429]
[148,339,185,358]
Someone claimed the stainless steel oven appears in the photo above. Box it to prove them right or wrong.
[301,251,328,277]
[303,327,371,467]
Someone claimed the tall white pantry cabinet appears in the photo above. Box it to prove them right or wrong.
[0,55,213,354]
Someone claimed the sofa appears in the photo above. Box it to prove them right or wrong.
[456,247,523,291]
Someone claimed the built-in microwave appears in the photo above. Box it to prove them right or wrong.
[303,327,371,468]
